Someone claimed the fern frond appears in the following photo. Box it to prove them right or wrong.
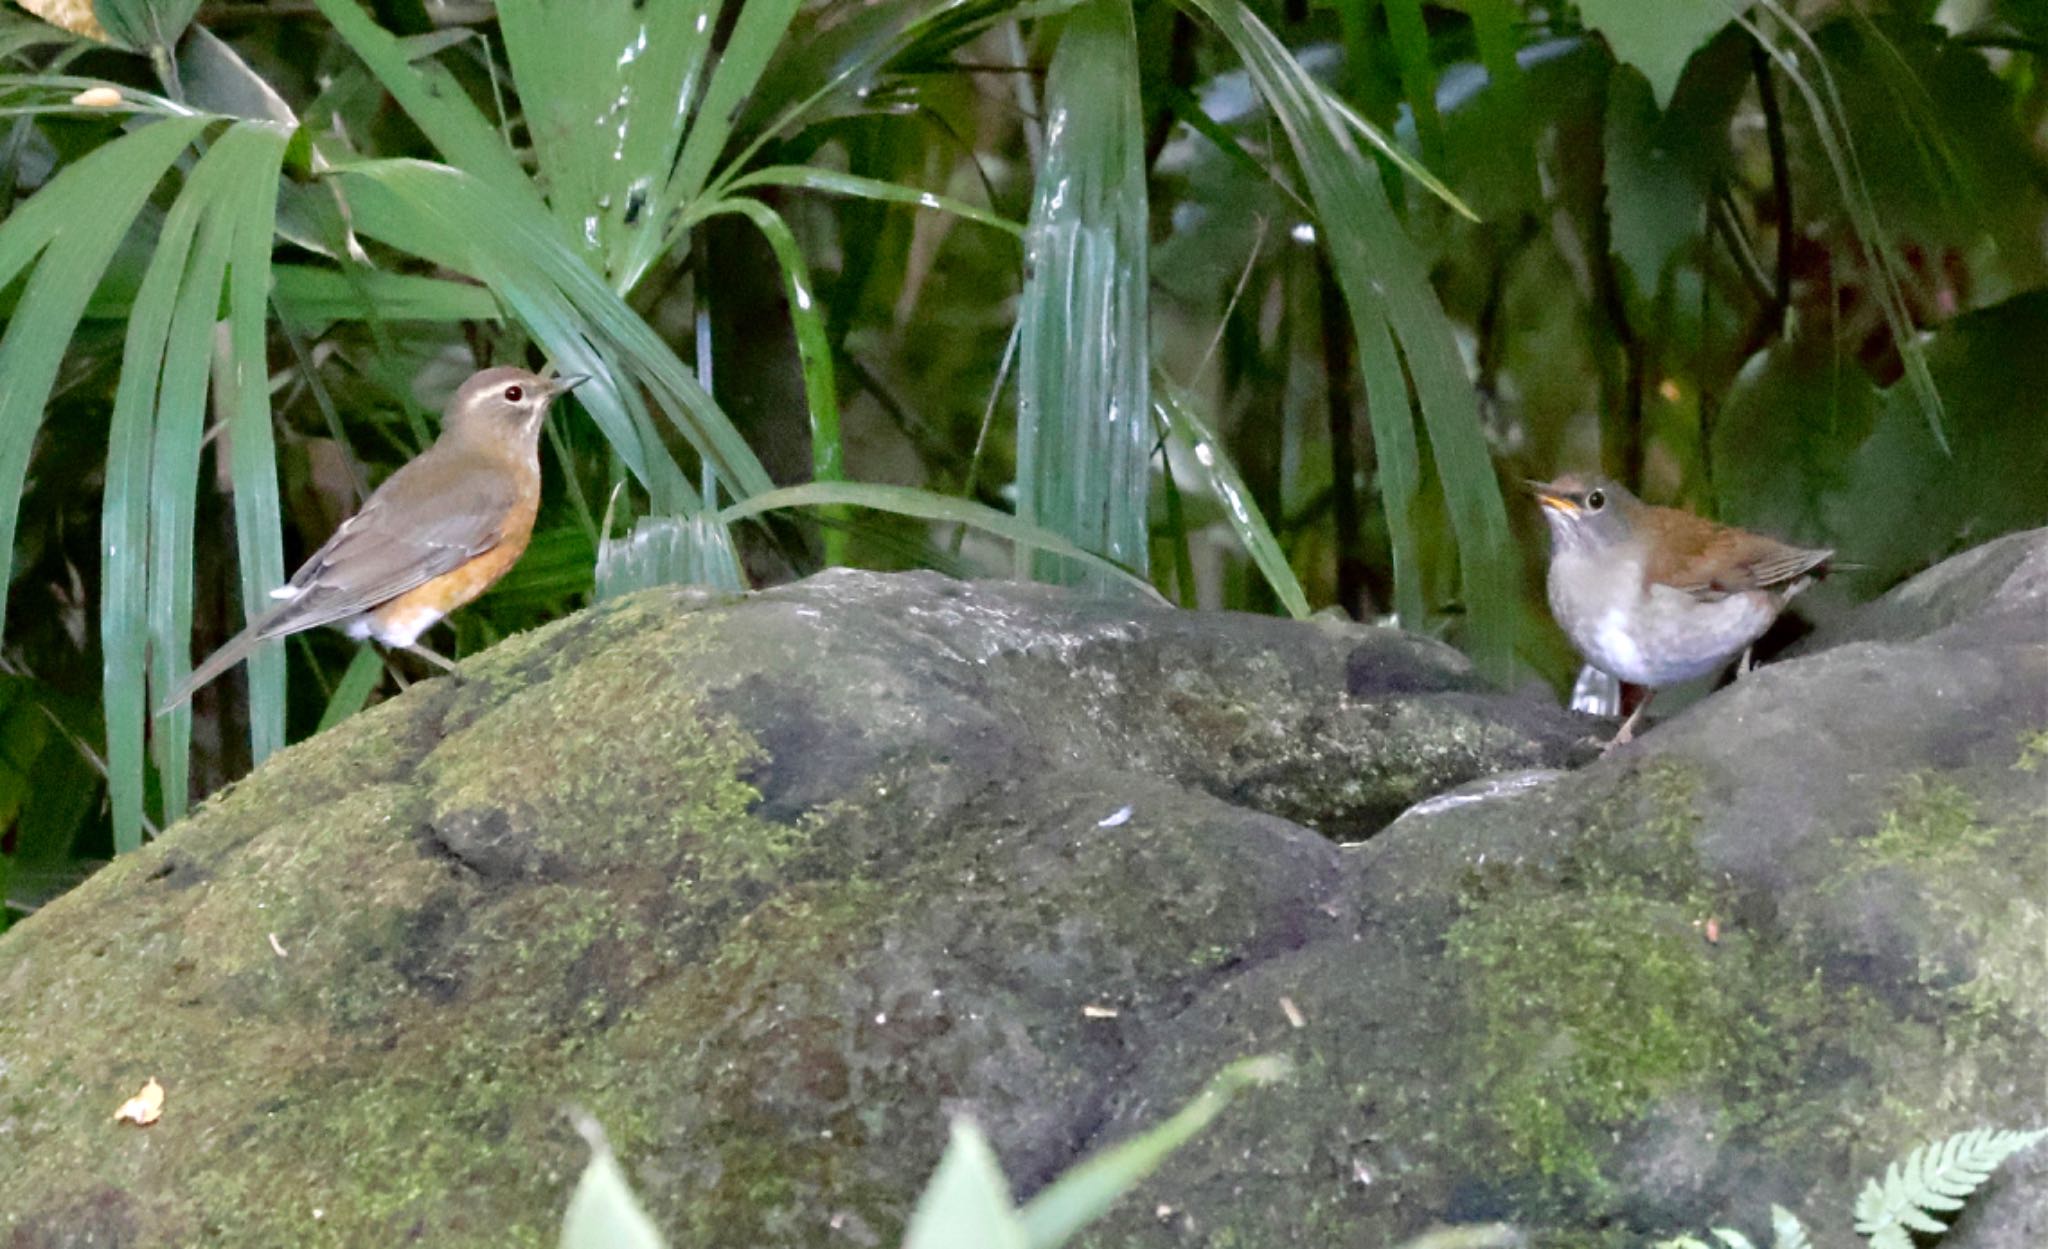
[1768,1204,1811,1249]
[1852,1127,2048,1247]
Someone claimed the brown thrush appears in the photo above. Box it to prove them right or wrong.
[1530,473,1833,751]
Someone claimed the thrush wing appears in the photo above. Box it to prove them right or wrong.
[1644,508,1833,601]
[254,452,519,637]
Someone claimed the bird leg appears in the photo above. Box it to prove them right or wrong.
[1603,688,1656,756]
[402,643,462,676]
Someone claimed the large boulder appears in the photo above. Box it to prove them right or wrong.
[0,535,2041,1247]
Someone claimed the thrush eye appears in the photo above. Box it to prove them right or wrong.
[1585,489,1606,511]
[503,385,524,403]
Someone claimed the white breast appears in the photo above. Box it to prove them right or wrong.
[1548,550,1778,688]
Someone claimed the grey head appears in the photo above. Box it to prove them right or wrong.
[1526,473,1641,557]
[439,366,588,444]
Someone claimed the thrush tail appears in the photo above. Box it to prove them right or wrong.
[156,624,270,714]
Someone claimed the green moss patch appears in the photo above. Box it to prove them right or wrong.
[1443,762,1833,1204]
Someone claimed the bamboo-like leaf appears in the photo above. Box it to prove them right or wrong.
[271,265,500,326]
[1734,4,1947,450]
[1382,0,1444,165]
[594,515,743,602]
[93,0,199,54]
[311,0,536,204]
[722,165,1023,237]
[334,159,771,512]
[1015,0,1151,591]
[1181,0,1516,680]
[717,482,1163,600]
[221,125,292,765]
[0,117,204,852]
[1152,382,1310,618]
[691,196,845,563]
[666,0,802,211]
[315,646,385,734]
[148,129,267,826]
[693,198,841,485]
[498,0,718,287]
[1017,1055,1288,1247]
[178,23,297,125]
[1324,92,1480,224]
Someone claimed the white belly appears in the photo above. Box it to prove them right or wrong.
[1548,552,1778,688]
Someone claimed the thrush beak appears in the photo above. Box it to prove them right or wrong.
[1523,479,1578,515]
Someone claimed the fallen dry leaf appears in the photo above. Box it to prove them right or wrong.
[113,1077,164,1127]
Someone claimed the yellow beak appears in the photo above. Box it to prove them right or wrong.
[1523,480,1579,515]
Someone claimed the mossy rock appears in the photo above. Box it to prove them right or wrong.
[0,570,1586,1246]
[1,541,2041,1246]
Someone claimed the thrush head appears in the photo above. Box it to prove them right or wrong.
[441,366,588,444]
[1525,473,1641,557]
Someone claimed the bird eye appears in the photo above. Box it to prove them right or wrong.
[503,385,524,403]
[1586,489,1606,511]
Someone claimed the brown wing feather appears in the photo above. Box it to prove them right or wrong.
[253,450,519,637]
[1640,504,1832,599]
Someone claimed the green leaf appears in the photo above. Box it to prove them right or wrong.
[594,515,742,602]
[1325,91,1481,224]
[1181,0,1516,680]
[497,0,718,288]
[902,1120,1027,1249]
[691,198,843,486]
[717,482,1162,601]
[1852,1127,2048,1246]
[334,159,770,522]
[0,115,206,854]
[271,265,502,326]
[92,0,199,53]
[1824,292,2048,586]
[1382,0,1444,165]
[148,127,276,827]
[315,646,385,733]
[1018,1054,1288,1247]
[1604,64,1706,300]
[178,23,297,125]
[1015,0,1151,591]
[1736,3,1947,450]
[312,0,537,205]
[1577,0,1731,109]
[723,165,1024,238]
[666,0,802,209]
[693,195,847,565]
[559,1118,667,1249]
[223,125,293,765]
[1767,1204,1810,1249]
[1152,382,1310,619]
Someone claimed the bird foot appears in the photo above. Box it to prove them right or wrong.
[401,643,466,686]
